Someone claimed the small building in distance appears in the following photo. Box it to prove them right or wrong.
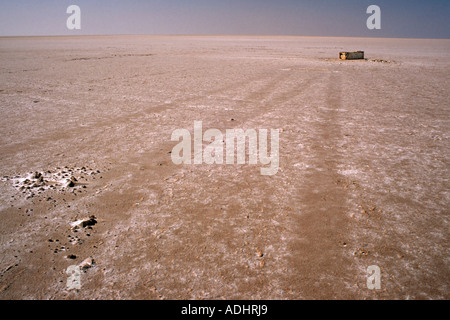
[339,51,365,60]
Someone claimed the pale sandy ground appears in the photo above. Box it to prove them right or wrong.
[0,35,448,300]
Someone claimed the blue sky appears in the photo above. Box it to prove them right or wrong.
[0,0,448,38]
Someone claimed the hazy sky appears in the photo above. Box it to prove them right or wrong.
[0,0,448,38]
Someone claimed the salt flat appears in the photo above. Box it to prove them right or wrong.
[0,35,448,299]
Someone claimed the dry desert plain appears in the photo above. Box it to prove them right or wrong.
[0,35,449,299]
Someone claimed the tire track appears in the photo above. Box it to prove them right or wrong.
[281,71,358,299]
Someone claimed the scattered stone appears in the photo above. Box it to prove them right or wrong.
[354,248,369,258]
[71,215,97,230]
[79,257,95,270]
[65,176,77,188]
[259,259,265,269]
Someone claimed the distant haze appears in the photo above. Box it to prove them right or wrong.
[0,0,449,38]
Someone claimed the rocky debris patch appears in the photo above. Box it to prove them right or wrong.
[68,215,98,245]
[53,245,67,254]
[68,234,83,246]
[1,166,104,199]
[369,58,393,64]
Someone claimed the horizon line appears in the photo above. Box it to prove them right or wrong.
[0,34,449,41]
